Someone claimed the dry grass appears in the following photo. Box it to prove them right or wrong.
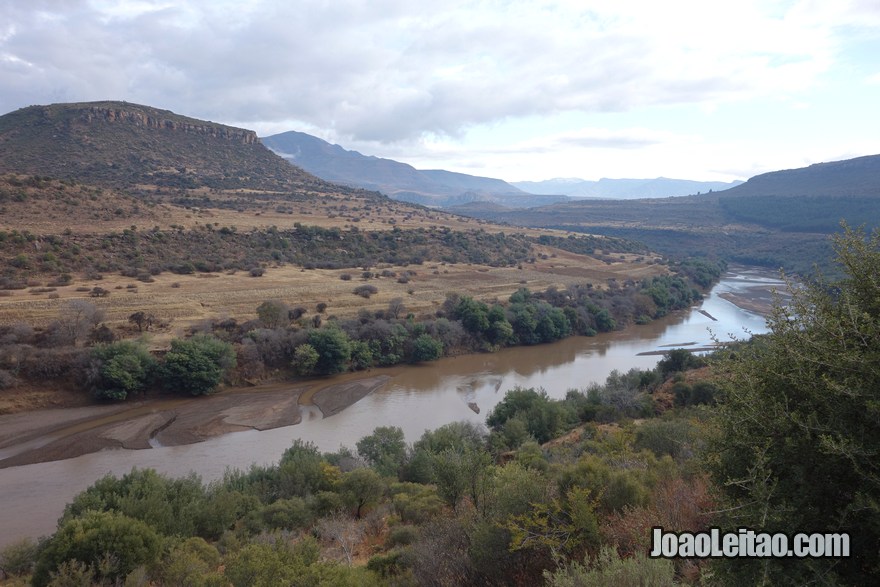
[0,246,665,349]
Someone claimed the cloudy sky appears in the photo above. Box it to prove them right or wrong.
[3,0,880,182]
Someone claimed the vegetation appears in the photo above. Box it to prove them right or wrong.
[707,226,880,585]
[87,340,155,400]
[20,349,711,585]
[158,334,236,395]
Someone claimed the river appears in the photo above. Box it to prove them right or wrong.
[0,266,783,546]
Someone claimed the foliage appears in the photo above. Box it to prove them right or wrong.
[32,510,162,587]
[0,538,37,577]
[87,340,155,400]
[409,333,443,363]
[256,300,289,329]
[292,343,319,376]
[307,327,351,375]
[708,226,880,585]
[486,387,573,444]
[340,468,385,518]
[61,468,207,537]
[544,545,676,587]
[356,426,408,478]
[159,334,236,395]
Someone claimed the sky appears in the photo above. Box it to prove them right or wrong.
[2,1,880,183]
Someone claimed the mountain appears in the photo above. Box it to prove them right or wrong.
[715,154,880,198]
[513,177,743,199]
[0,101,327,193]
[454,154,880,276]
[261,131,564,208]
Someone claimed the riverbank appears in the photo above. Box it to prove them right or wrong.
[0,268,784,470]
[0,375,389,469]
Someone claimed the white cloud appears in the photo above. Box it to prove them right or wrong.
[1,0,878,180]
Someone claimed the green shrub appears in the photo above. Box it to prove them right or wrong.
[159,334,236,395]
[88,340,155,401]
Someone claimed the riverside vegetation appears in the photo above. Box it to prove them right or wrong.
[0,250,718,403]
[1,227,876,585]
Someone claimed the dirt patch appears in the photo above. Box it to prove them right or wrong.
[0,374,389,468]
[310,375,391,417]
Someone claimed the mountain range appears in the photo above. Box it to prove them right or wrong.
[261,131,740,207]
[262,131,564,208]
[512,177,743,199]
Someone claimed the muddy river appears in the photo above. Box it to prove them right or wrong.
[0,267,784,546]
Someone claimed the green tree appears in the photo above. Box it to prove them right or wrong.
[308,327,352,375]
[32,510,162,587]
[708,226,880,585]
[293,343,319,376]
[88,340,156,400]
[341,467,385,518]
[357,426,408,477]
[159,334,236,395]
[486,387,572,443]
[410,333,443,363]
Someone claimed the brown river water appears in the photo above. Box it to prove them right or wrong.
[0,267,783,546]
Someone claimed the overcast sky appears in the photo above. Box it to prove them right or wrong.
[3,1,880,182]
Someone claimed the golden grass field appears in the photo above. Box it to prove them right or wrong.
[0,243,664,349]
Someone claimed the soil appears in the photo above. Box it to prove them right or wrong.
[0,375,389,468]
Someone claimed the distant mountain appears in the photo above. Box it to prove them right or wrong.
[455,153,880,276]
[262,131,564,208]
[0,101,331,193]
[715,154,880,198]
[513,177,743,199]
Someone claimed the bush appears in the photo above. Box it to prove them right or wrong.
[32,511,162,587]
[159,334,236,395]
[307,328,351,375]
[410,333,443,363]
[353,284,378,298]
[88,340,156,401]
[0,537,37,577]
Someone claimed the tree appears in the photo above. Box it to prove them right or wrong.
[57,299,105,346]
[256,300,289,329]
[88,340,156,400]
[387,297,406,319]
[32,510,162,587]
[159,334,236,395]
[410,333,443,363]
[308,327,351,375]
[293,343,319,376]
[708,226,880,585]
[357,426,408,477]
[128,310,156,332]
[341,467,384,518]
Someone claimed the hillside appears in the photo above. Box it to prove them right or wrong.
[456,154,880,275]
[261,130,560,208]
[0,102,329,193]
[0,101,667,343]
[513,176,743,199]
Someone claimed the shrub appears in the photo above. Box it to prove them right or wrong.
[353,284,378,298]
[0,537,37,577]
[32,511,162,587]
[307,328,351,375]
[88,340,156,401]
[159,334,236,395]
